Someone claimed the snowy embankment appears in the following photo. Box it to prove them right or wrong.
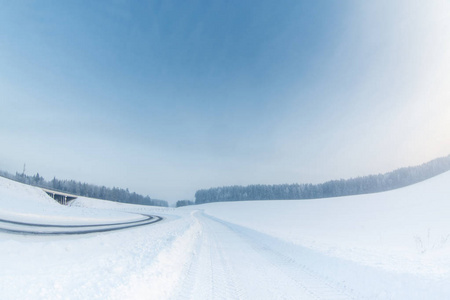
[0,176,196,299]
[0,176,143,225]
[0,173,449,299]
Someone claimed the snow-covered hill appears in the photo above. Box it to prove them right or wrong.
[0,176,143,224]
[0,173,449,299]
[201,171,450,276]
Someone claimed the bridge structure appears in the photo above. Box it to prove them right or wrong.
[42,188,78,205]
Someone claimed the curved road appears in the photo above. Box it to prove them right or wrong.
[0,214,163,235]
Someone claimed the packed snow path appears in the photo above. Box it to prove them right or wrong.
[168,209,447,300]
[173,211,356,300]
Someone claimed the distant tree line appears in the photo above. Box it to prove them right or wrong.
[176,200,195,207]
[195,154,450,205]
[0,170,168,207]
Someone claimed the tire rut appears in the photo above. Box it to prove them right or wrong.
[203,213,362,300]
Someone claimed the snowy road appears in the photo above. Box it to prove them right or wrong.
[0,214,163,235]
[172,211,356,300]
[167,209,448,300]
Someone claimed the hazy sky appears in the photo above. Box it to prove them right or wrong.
[1,1,450,203]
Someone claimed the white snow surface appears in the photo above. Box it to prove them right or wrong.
[0,173,449,299]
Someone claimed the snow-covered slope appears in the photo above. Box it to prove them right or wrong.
[201,171,450,276]
[0,172,449,299]
[0,176,143,224]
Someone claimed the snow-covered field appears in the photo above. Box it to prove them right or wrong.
[0,173,449,299]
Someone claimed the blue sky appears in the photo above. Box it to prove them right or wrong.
[1,1,450,203]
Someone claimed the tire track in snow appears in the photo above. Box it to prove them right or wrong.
[200,212,315,299]
[173,211,243,300]
[227,225,356,300]
[203,215,242,300]
[171,210,364,299]
[0,214,163,235]
[180,211,360,300]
